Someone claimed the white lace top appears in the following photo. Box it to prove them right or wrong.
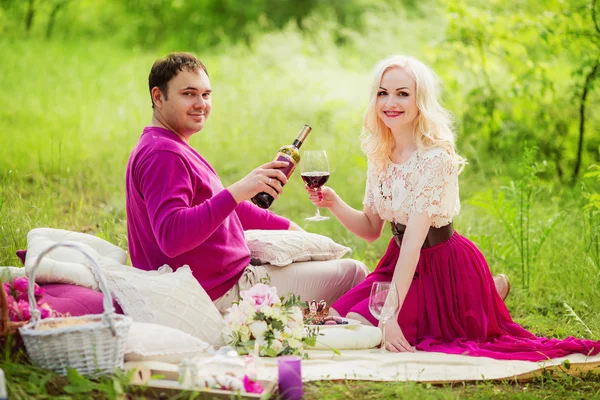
[363,147,460,228]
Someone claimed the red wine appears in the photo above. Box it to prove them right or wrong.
[301,172,330,189]
[251,124,312,209]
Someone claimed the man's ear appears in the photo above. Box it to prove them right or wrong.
[151,86,165,108]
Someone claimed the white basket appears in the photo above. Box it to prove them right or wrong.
[19,242,132,376]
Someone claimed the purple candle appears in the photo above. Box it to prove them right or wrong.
[278,355,303,400]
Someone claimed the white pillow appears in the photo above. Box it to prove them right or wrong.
[25,228,127,290]
[307,325,382,350]
[0,266,26,282]
[125,322,209,363]
[105,265,226,348]
[245,230,352,267]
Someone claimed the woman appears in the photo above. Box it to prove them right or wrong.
[306,55,599,361]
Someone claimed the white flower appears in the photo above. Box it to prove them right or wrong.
[291,326,304,340]
[239,325,251,343]
[222,327,237,346]
[287,338,302,349]
[249,320,268,340]
[272,339,284,354]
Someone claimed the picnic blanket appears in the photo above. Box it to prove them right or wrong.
[126,349,600,386]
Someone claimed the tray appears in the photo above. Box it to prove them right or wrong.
[125,360,276,399]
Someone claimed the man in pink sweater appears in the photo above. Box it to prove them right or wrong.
[126,52,369,312]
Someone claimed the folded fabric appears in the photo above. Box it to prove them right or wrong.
[245,230,352,267]
[41,283,123,316]
[104,265,226,348]
[307,325,382,350]
[125,322,209,363]
[24,228,127,290]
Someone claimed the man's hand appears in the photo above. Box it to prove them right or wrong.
[381,319,414,353]
[305,185,338,209]
[288,221,305,231]
[228,161,289,204]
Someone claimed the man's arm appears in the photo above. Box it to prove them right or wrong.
[235,200,291,231]
[288,221,304,231]
[138,151,238,257]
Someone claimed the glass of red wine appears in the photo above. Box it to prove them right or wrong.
[301,150,330,221]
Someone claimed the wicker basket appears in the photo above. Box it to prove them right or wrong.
[18,242,132,376]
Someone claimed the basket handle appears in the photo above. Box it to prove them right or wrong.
[27,242,118,333]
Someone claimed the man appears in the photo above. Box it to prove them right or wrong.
[125,52,369,312]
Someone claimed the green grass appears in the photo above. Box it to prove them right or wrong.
[1,33,600,398]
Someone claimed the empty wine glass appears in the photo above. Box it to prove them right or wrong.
[301,150,330,221]
[368,281,400,353]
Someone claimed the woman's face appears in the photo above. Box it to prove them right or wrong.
[376,67,418,133]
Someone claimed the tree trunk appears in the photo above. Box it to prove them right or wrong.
[25,0,35,34]
[46,1,66,39]
[572,59,600,184]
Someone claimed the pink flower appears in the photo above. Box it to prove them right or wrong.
[240,283,279,311]
[13,277,29,293]
[17,291,28,302]
[38,302,53,319]
[243,375,264,394]
[3,282,12,296]
[16,300,31,321]
[33,283,44,297]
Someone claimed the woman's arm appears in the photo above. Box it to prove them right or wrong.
[307,186,385,242]
[382,212,431,353]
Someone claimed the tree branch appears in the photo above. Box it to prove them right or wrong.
[573,59,600,183]
[593,0,600,36]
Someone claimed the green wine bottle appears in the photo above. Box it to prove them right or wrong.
[251,124,312,209]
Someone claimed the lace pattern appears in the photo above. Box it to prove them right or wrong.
[363,147,460,228]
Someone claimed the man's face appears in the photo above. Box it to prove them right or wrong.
[154,68,212,140]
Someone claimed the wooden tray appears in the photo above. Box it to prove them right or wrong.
[125,360,277,399]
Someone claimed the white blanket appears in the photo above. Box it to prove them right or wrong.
[126,350,600,385]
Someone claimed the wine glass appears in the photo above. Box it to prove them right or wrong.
[368,281,400,353]
[301,150,330,222]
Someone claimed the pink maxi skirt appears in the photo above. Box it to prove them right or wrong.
[331,232,600,361]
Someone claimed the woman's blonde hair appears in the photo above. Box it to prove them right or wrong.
[360,55,466,172]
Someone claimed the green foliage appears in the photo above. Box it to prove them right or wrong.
[440,0,600,182]
[469,146,560,288]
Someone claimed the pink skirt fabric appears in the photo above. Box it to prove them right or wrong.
[331,232,600,361]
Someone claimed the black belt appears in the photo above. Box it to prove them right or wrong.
[391,222,454,249]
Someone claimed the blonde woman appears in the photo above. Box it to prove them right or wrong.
[307,55,600,360]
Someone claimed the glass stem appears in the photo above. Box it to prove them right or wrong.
[315,206,321,217]
[381,320,387,352]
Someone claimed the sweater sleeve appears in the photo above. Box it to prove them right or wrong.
[137,150,239,257]
[235,200,291,231]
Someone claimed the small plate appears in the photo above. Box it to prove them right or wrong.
[306,318,362,329]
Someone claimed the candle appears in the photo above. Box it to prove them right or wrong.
[278,355,303,400]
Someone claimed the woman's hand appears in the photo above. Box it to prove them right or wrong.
[305,185,338,209]
[381,319,414,353]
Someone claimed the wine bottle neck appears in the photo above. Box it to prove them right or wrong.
[292,139,303,149]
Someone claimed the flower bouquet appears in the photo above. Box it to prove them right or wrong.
[1,276,57,348]
[222,283,317,357]
[3,277,55,323]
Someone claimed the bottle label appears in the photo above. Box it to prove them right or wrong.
[274,152,297,178]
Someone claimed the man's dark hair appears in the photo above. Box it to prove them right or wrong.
[148,52,209,108]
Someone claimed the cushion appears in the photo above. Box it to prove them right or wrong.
[0,266,26,282]
[24,228,127,290]
[245,230,352,267]
[125,322,209,363]
[307,325,382,350]
[40,283,124,316]
[104,264,226,347]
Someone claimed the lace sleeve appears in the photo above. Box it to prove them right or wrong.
[410,149,459,223]
[362,161,376,211]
